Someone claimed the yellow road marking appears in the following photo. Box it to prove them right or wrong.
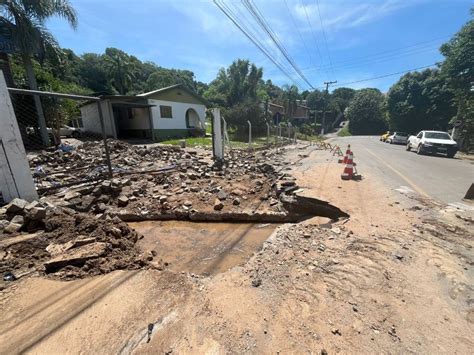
[364,148,431,199]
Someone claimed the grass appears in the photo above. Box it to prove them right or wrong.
[160,137,213,147]
[337,125,352,137]
[160,135,296,149]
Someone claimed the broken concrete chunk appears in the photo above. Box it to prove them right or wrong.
[0,219,10,231]
[4,222,22,234]
[64,191,81,201]
[26,207,46,221]
[24,200,40,211]
[233,198,241,206]
[117,195,129,207]
[217,190,227,200]
[11,215,25,226]
[6,198,28,214]
[183,200,193,207]
[159,195,168,203]
[44,242,108,272]
[214,199,224,211]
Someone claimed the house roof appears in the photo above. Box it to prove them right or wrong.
[296,104,310,110]
[268,102,284,109]
[138,84,208,106]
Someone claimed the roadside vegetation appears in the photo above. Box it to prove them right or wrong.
[1,2,471,150]
[337,125,351,137]
[344,9,473,151]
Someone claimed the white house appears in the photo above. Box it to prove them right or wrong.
[80,84,207,141]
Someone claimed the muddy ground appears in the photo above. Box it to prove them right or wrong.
[0,142,473,354]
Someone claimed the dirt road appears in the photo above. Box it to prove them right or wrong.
[0,143,472,353]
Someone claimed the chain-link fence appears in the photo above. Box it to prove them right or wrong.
[8,88,113,194]
[220,119,299,152]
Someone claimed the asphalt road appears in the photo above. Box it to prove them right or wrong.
[329,136,474,206]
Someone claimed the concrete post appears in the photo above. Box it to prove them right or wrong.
[266,123,270,144]
[0,72,38,202]
[248,120,252,147]
[212,108,224,162]
[288,122,292,140]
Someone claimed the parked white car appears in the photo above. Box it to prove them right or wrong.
[387,132,408,144]
[406,130,458,158]
[47,125,83,138]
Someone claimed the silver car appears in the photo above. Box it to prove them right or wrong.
[387,132,408,144]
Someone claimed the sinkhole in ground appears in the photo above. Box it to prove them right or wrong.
[129,221,280,275]
[128,195,349,275]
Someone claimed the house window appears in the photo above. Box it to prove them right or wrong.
[160,105,173,118]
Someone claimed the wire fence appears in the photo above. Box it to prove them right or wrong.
[8,88,114,193]
[221,120,300,151]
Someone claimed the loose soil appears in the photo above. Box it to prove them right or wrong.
[130,221,278,275]
[0,142,472,353]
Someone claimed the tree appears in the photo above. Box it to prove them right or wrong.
[283,84,299,120]
[346,88,387,135]
[440,8,474,150]
[76,53,112,94]
[204,59,263,107]
[104,48,135,95]
[0,0,78,146]
[387,69,456,134]
[306,89,325,111]
[330,87,356,113]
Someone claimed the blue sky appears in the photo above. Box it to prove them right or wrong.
[47,0,472,93]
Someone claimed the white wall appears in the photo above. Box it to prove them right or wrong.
[148,99,205,130]
[0,72,38,202]
[80,101,116,137]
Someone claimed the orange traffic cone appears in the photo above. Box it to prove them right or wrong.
[341,152,356,180]
[338,144,351,163]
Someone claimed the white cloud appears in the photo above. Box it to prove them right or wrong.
[293,0,422,33]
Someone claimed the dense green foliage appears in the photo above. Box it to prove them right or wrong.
[344,8,473,151]
[439,8,474,150]
[386,69,456,134]
[347,89,387,135]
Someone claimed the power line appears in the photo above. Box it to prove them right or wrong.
[213,0,306,89]
[283,0,315,69]
[302,35,450,71]
[241,0,315,89]
[332,63,438,87]
[304,44,440,73]
[301,0,328,81]
[217,0,307,89]
[315,0,335,78]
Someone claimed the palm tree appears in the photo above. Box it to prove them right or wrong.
[0,0,78,146]
[104,49,134,95]
[283,84,299,121]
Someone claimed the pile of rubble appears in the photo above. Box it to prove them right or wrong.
[29,140,185,190]
[29,140,301,221]
[1,198,148,281]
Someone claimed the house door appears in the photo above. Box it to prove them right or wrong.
[185,108,201,128]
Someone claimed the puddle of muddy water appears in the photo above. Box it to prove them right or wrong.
[128,221,278,275]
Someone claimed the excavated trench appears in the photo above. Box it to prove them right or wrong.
[128,195,349,275]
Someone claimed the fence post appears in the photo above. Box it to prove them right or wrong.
[248,120,252,148]
[211,108,224,162]
[266,122,270,144]
[0,72,38,202]
[288,122,291,141]
[96,101,113,179]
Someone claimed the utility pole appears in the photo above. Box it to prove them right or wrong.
[322,80,337,135]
